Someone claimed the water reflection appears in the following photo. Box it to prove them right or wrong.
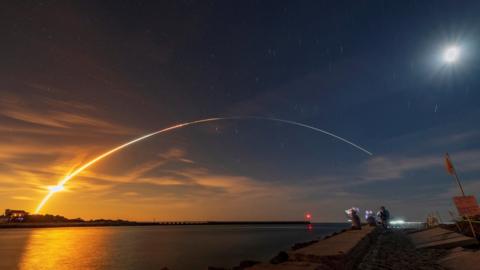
[19,228,112,270]
[0,224,349,270]
[0,230,31,269]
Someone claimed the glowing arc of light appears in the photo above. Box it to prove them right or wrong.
[35,116,372,214]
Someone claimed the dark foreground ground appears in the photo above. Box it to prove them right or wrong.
[357,230,448,270]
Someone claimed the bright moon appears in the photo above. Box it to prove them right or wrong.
[443,46,460,63]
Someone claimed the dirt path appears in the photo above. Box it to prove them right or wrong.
[357,229,448,270]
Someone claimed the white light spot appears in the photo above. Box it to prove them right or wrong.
[390,219,405,225]
[444,46,460,63]
[48,185,64,193]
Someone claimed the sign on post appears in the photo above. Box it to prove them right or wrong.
[453,195,480,217]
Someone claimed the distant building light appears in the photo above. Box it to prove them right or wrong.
[4,209,28,222]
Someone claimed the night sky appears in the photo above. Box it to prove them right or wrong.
[1,1,480,221]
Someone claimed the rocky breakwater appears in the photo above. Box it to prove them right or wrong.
[245,226,379,270]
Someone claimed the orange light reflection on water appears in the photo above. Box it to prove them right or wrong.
[18,228,111,270]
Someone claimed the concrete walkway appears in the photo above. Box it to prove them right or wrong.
[439,247,480,270]
[408,227,478,249]
[407,227,480,270]
[248,226,376,270]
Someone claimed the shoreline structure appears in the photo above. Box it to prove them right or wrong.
[227,225,479,270]
[234,226,379,270]
[0,220,311,229]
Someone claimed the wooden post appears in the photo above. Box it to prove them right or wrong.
[448,210,462,233]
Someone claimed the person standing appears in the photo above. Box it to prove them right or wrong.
[377,206,390,229]
[366,211,377,227]
[351,209,362,230]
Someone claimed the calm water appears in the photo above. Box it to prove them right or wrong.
[0,223,348,270]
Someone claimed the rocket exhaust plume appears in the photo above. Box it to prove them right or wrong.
[35,116,372,213]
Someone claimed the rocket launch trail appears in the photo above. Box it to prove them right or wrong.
[35,116,372,213]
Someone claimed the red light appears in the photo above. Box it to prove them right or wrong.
[305,213,312,220]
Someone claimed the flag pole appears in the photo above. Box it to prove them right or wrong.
[452,167,465,196]
[446,153,477,239]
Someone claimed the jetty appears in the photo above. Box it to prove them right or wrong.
[239,224,479,270]
[409,227,479,270]
[247,226,377,270]
[409,226,478,249]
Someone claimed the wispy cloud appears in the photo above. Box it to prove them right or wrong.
[301,147,480,192]
[361,155,442,181]
[361,149,480,183]
[0,92,140,212]
[1,99,479,221]
[0,93,136,135]
[11,196,34,201]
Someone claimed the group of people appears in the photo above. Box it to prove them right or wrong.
[349,206,390,230]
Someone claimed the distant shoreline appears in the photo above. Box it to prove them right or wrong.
[0,220,311,229]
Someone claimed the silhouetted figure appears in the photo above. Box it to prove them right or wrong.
[377,206,390,229]
[366,215,377,226]
[351,209,362,230]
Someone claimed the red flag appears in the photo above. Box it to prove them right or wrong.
[445,153,455,175]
